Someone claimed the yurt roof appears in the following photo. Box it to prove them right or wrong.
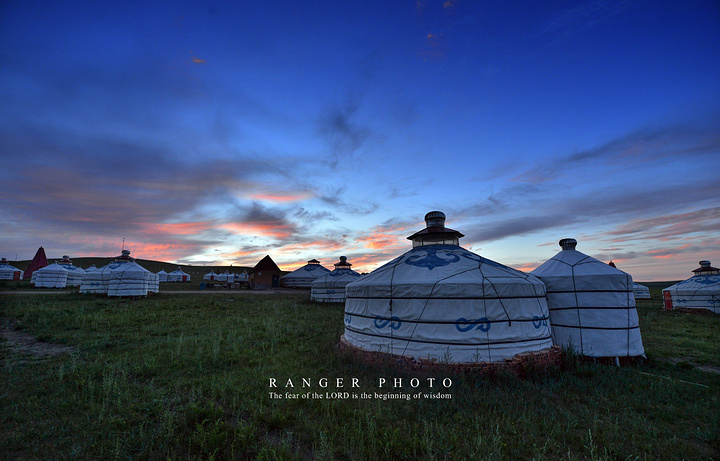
[665,260,720,293]
[282,259,331,279]
[24,246,48,279]
[253,255,281,272]
[157,270,168,274]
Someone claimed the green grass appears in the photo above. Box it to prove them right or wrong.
[1,291,718,460]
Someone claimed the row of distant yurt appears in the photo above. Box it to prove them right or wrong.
[203,270,249,282]
[339,211,646,366]
[662,261,720,314]
[78,250,158,296]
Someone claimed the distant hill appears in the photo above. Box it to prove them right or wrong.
[9,257,259,279]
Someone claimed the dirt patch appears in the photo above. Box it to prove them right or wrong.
[666,357,720,375]
[0,319,77,357]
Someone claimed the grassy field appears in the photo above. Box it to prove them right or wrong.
[1,287,718,460]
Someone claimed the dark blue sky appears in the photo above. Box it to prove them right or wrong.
[1,0,719,280]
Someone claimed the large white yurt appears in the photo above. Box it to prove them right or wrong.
[633,282,651,299]
[662,261,720,314]
[107,250,157,297]
[531,238,644,358]
[34,262,69,288]
[342,211,553,364]
[311,257,361,302]
[203,270,218,281]
[156,270,168,282]
[79,263,116,294]
[57,255,85,287]
[282,259,331,288]
[0,258,23,281]
[167,267,190,282]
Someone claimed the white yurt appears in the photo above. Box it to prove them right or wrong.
[633,282,651,299]
[662,261,720,314]
[216,270,231,282]
[107,250,157,297]
[342,211,554,364]
[57,255,85,287]
[84,264,98,272]
[237,270,249,282]
[531,238,645,358]
[282,259,331,288]
[311,257,361,302]
[203,270,218,281]
[167,267,190,282]
[157,270,168,282]
[0,258,23,281]
[79,263,116,294]
[34,262,70,288]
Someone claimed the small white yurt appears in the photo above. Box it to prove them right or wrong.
[0,258,23,281]
[80,263,116,294]
[311,257,361,302]
[342,211,554,364]
[216,270,230,282]
[157,270,168,282]
[203,270,217,281]
[34,262,69,288]
[282,259,331,288]
[633,282,651,299]
[84,264,98,272]
[107,250,157,297]
[662,261,720,314]
[168,267,190,282]
[531,239,645,358]
[237,270,249,282]
[57,255,85,287]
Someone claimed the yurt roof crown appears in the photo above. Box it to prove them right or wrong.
[60,255,73,264]
[334,256,352,269]
[1,258,9,264]
[114,249,134,262]
[692,260,719,275]
[308,259,321,265]
[406,211,465,247]
[559,238,577,250]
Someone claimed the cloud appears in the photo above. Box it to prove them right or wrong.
[461,180,720,244]
[512,117,720,183]
[540,1,637,36]
[221,202,298,240]
[606,207,720,242]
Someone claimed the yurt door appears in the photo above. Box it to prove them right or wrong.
[663,291,673,310]
[182,275,187,282]
[13,272,20,281]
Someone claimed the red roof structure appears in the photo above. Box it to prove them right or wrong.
[23,246,48,279]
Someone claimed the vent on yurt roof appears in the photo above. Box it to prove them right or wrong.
[308,259,321,265]
[559,238,577,250]
[334,256,352,269]
[114,249,135,262]
[406,211,464,247]
[692,260,719,275]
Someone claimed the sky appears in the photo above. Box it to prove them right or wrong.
[1,0,719,281]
